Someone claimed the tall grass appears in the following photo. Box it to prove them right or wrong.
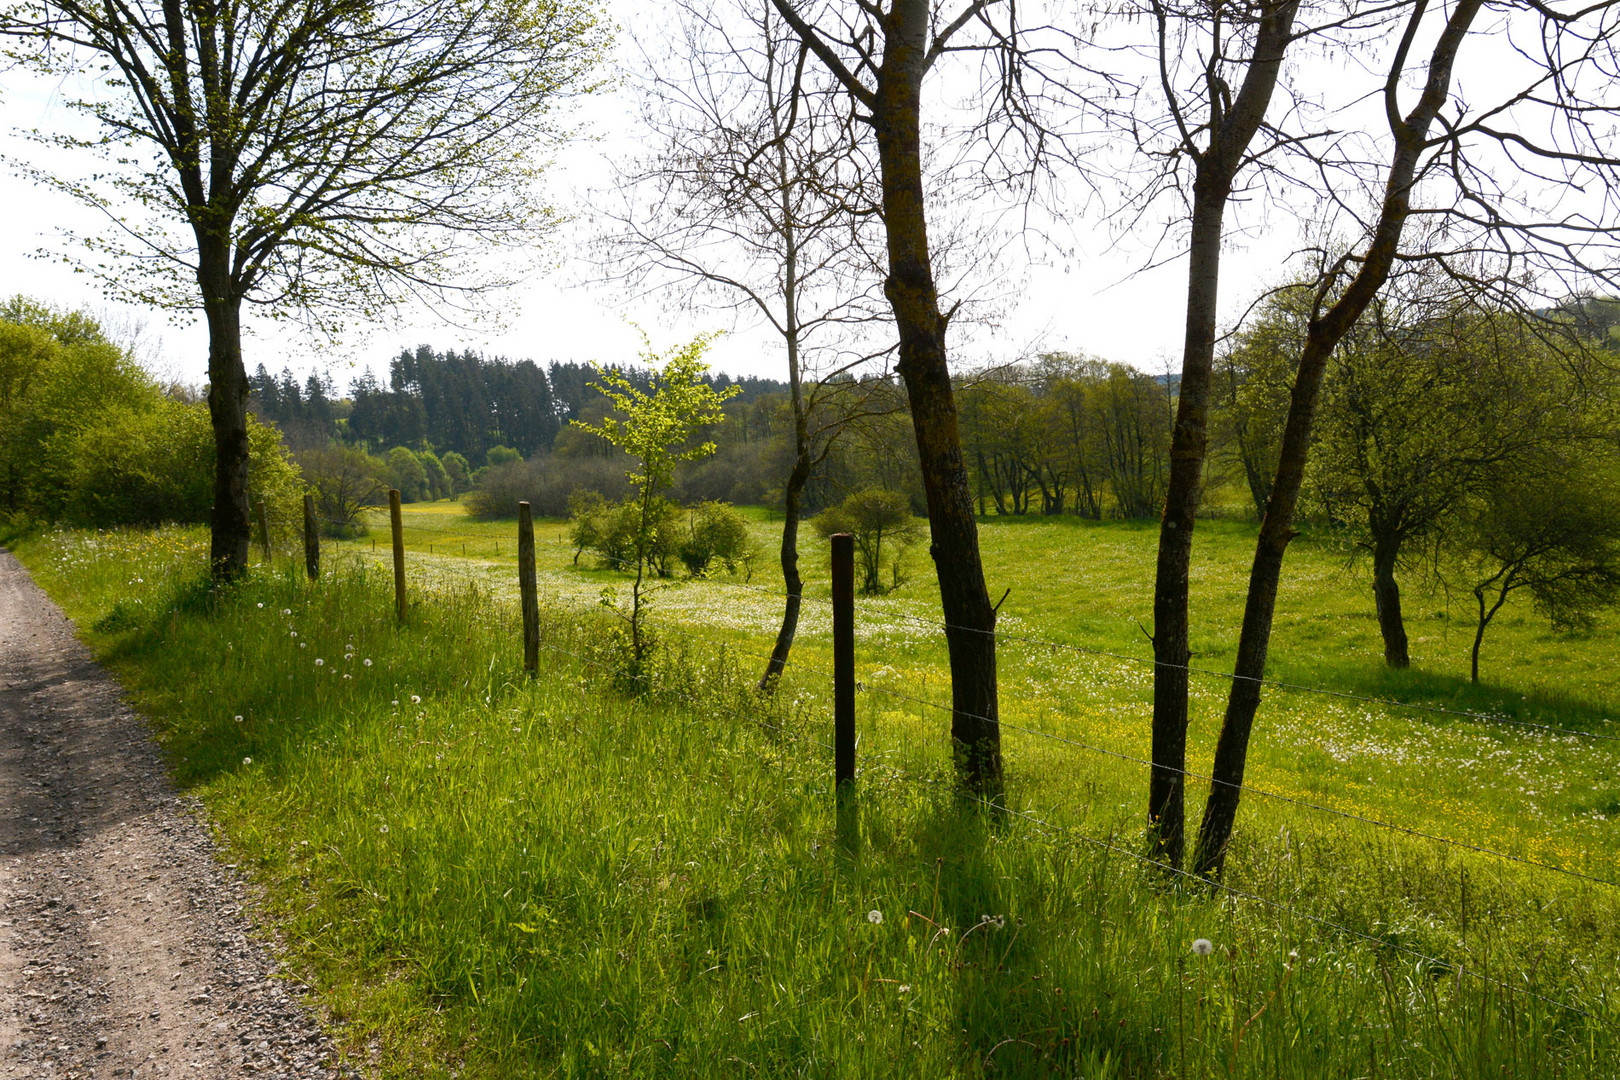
[9,523,1620,1077]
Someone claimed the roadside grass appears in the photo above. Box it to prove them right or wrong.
[5,520,1620,1077]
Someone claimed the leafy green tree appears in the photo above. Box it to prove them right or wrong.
[572,332,739,666]
[297,445,388,536]
[486,446,522,468]
[1213,288,1309,519]
[3,0,608,577]
[386,448,429,503]
[61,398,301,533]
[0,300,156,515]
[816,487,922,596]
[1309,299,1582,668]
[1459,451,1620,683]
[416,450,451,502]
[441,452,473,496]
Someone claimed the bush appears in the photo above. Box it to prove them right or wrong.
[486,445,521,467]
[569,493,680,577]
[463,453,631,520]
[58,397,302,538]
[815,487,921,595]
[678,501,754,578]
[296,444,388,536]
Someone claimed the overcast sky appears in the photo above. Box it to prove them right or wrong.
[0,1,1510,391]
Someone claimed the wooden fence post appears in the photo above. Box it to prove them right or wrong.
[303,494,319,581]
[518,501,539,676]
[389,489,406,622]
[255,498,271,562]
[832,532,855,789]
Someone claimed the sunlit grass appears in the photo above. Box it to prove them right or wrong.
[7,515,1620,1077]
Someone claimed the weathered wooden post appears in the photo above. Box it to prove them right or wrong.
[254,498,271,562]
[518,501,539,676]
[303,494,319,581]
[389,489,406,622]
[832,533,855,788]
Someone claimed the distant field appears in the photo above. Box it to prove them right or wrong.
[8,507,1619,1077]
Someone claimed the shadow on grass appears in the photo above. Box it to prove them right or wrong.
[1265,655,1618,736]
[902,796,1152,1079]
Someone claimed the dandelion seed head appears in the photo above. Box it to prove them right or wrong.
[234,715,243,723]
[242,756,252,765]
[379,824,389,834]
[364,659,372,667]
[411,695,421,704]
[1192,938,1214,956]
[315,658,324,666]
[867,910,883,925]
[282,609,291,616]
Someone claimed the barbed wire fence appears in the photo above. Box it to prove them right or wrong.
[274,492,1619,1023]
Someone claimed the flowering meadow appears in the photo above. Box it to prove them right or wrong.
[7,511,1619,1078]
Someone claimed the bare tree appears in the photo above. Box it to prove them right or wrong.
[1194,0,1620,877]
[2,0,607,577]
[1106,0,1304,868]
[595,0,891,693]
[766,0,1080,796]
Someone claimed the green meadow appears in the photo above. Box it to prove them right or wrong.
[6,506,1619,1077]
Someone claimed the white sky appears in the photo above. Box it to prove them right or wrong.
[0,0,1556,391]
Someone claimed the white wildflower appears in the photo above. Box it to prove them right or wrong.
[867,910,883,925]
[1192,938,1214,956]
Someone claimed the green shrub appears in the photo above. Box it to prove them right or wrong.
[57,397,302,537]
[464,453,630,520]
[570,494,680,576]
[815,486,922,595]
[296,444,388,536]
[678,501,754,578]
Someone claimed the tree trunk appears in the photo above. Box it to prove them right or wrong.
[873,6,1000,797]
[1149,188,1223,868]
[1192,0,1483,879]
[1147,0,1300,866]
[202,255,252,581]
[1371,538,1410,668]
[760,453,810,692]
[760,131,809,695]
[1192,332,1333,877]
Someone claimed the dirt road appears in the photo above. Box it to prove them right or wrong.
[0,550,345,1079]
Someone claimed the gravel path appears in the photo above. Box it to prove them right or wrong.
[0,549,346,1079]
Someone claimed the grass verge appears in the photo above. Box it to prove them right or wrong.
[6,522,1619,1078]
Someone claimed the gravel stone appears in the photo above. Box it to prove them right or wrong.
[0,549,353,1078]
